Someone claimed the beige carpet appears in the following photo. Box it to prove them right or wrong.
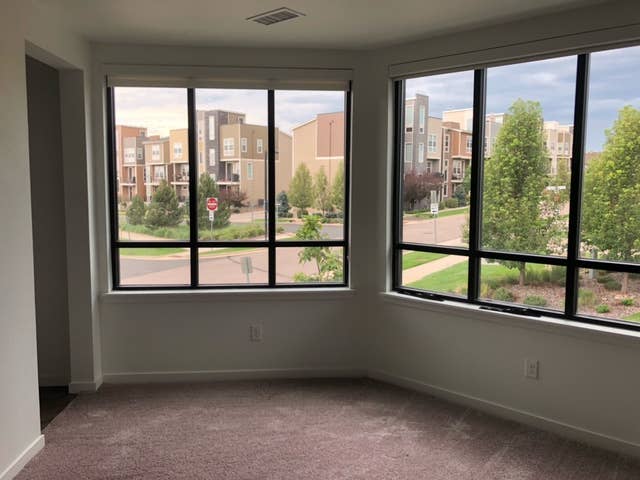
[18,379,640,479]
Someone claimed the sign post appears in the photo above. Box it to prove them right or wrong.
[240,256,253,283]
[430,190,439,244]
[206,197,218,238]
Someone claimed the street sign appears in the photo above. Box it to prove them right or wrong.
[206,197,219,212]
[208,210,215,221]
[430,203,439,215]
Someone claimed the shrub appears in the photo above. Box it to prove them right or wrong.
[523,295,548,307]
[578,290,596,308]
[620,298,635,306]
[604,279,622,291]
[595,304,611,314]
[296,208,308,219]
[549,265,565,285]
[596,274,612,284]
[493,287,515,302]
[438,201,445,210]
[444,198,459,209]
[126,196,146,225]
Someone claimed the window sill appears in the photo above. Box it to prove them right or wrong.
[380,291,640,349]
[101,287,356,304]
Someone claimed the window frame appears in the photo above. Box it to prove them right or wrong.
[107,87,352,291]
[391,52,640,332]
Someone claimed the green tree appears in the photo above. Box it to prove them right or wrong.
[277,191,291,218]
[313,166,332,216]
[198,173,230,231]
[403,170,443,211]
[481,99,558,286]
[289,164,313,215]
[582,106,640,293]
[144,181,183,228]
[294,215,342,282]
[331,162,345,212]
[126,195,146,225]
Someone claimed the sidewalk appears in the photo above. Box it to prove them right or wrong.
[402,239,467,283]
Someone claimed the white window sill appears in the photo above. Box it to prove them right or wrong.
[101,287,356,304]
[380,291,640,349]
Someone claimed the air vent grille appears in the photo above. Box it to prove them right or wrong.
[247,7,305,26]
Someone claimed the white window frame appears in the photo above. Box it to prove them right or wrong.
[419,105,425,133]
[257,138,264,154]
[428,134,437,153]
[404,143,413,163]
[241,137,248,153]
[209,148,216,166]
[173,142,183,159]
[247,162,254,180]
[418,143,425,163]
[224,138,234,157]
[444,134,450,153]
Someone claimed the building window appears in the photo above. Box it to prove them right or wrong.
[137,147,143,160]
[108,86,351,289]
[404,143,413,163]
[444,134,450,153]
[428,134,437,152]
[208,116,215,140]
[466,136,472,152]
[223,138,234,156]
[419,104,425,133]
[418,143,425,163]
[393,46,640,331]
[405,104,414,132]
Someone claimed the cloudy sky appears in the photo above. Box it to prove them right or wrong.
[405,45,640,152]
[114,88,344,138]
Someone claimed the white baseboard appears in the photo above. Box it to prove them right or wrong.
[0,435,44,480]
[104,367,366,384]
[368,369,640,459]
[68,375,103,393]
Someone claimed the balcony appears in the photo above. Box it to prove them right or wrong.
[120,176,136,185]
[172,174,189,184]
[218,173,240,184]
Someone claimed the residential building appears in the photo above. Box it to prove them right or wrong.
[425,116,442,175]
[442,108,504,158]
[292,111,345,182]
[441,121,472,198]
[544,121,573,175]
[402,94,429,173]
[169,128,189,202]
[115,125,147,201]
[196,109,246,179]
[143,136,171,201]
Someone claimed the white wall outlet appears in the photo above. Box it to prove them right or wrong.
[249,324,262,342]
[524,358,539,379]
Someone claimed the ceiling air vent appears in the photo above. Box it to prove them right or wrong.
[247,7,305,26]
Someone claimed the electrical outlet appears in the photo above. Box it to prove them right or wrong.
[249,324,262,342]
[524,358,539,379]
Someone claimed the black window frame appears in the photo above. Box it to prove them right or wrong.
[392,49,640,332]
[107,85,351,290]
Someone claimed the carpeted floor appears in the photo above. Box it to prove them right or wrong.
[18,379,640,479]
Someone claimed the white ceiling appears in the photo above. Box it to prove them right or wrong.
[42,0,602,50]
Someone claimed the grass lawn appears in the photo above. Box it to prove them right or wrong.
[200,247,256,256]
[119,247,185,257]
[623,312,640,323]
[407,206,469,220]
[402,251,446,270]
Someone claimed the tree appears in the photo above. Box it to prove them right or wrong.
[481,99,558,286]
[313,166,332,216]
[219,189,248,210]
[126,195,146,225]
[289,164,313,215]
[198,173,230,230]
[144,181,183,228]
[331,162,345,212]
[277,191,291,218]
[582,106,640,293]
[403,170,443,211]
[294,215,342,282]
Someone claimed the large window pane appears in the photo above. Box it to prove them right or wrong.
[402,71,474,247]
[199,248,268,286]
[275,91,345,240]
[114,87,189,241]
[482,57,577,257]
[479,261,566,311]
[119,247,190,286]
[577,268,640,323]
[580,46,640,265]
[276,247,344,284]
[195,89,268,241]
[400,253,468,297]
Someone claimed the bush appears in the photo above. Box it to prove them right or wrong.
[549,265,565,285]
[443,198,459,208]
[578,290,596,308]
[523,295,548,307]
[604,279,622,291]
[621,298,635,306]
[493,287,515,302]
[596,274,612,284]
[126,196,146,225]
[595,304,611,314]
[296,208,308,219]
[438,201,445,210]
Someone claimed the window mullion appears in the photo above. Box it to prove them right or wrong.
[468,68,487,301]
[187,88,199,287]
[267,90,276,286]
[565,54,590,317]
[106,86,121,288]
[392,80,406,290]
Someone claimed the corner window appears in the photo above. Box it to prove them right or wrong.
[392,45,640,331]
[223,138,234,156]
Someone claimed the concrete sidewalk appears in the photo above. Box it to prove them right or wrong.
[402,239,467,284]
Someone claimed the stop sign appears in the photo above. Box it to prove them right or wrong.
[206,197,218,212]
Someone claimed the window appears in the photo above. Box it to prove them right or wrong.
[404,143,413,163]
[108,85,351,289]
[405,104,414,131]
[444,134,450,152]
[428,134,437,152]
[393,46,640,331]
[223,138,234,156]
[137,147,143,160]
[466,136,472,152]
[208,116,215,140]
[419,104,425,133]
[418,143,425,163]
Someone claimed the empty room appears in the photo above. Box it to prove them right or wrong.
[2,0,640,478]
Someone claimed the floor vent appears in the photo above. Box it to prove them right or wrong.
[247,7,305,26]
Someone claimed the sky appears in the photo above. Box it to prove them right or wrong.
[114,88,344,138]
[405,45,640,152]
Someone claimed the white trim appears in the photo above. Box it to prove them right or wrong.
[368,369,640,459]
[68,376,103,394]
[0,435,44,480]
[101,288,356,304]
[104,367,366,384]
